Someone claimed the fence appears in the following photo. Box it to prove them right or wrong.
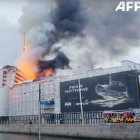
[0,112,103,125]
[0,111,138,125]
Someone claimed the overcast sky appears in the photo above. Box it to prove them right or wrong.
[0,1,25,68]
[0,0,140,69]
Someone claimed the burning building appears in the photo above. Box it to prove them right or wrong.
[1,0,140,121]
[0,60,140,117]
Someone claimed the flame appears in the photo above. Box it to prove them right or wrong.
[17,59,38,80]
[17,45,39,81]
[44,68,53,76]
[16,41,53,83]
[15,79,23,83]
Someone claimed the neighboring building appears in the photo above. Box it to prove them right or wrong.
[0,65,17,87]
[0,65,27,87]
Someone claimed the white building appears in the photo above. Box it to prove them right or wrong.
[0,87,9,116]
[0,65,17,87]
[0,60,140,117]
[9,77,60,116]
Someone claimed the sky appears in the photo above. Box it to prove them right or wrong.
[0,0,140,69]
[0,1,25,68]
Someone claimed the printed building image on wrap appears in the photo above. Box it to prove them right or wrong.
[60,70,140,112]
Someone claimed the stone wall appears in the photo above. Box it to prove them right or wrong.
[0,123,139,140]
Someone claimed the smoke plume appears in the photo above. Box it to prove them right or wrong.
[53,0,86,37]
[18,0,86,79]
[18,0,140,78]
[39,52,70,72]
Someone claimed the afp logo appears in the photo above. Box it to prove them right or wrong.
[115,1,140,11]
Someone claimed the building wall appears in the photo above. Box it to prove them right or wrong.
[6,69,16,86]
[0,87,9,116]
[0,70,3,88]
[0,123,140,140]
[9,79,57,116]
[40,79,55,114]
[0,60,140,117]
[9,82,39,116]
[0,66,17,87]
[60,70,140,112]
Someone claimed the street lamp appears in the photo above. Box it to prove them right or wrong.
[38,83,41,140]
[78,79,84,124]
[128,65,140,111]
[133,64,140,110]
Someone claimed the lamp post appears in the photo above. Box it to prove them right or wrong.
[129,65,140,111]
[78,79,84,124]
[38,83,41,140]
[134,64,140,110]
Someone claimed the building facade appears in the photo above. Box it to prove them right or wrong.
[0,60,140,117]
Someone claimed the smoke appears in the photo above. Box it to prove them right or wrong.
[39,52,70,72]
[81,0,140,66]
[18,0,86,78]
[53,0,86,37]
[59,0,140,68]
[18,0,140,76]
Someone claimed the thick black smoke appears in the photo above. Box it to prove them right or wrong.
[19,0,140,71]
[44,0,86,50]
[19,0,87,76]
[39,52,70,74]
[53,0,86,37]
[38,0,86,73]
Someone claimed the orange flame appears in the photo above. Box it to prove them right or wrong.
[16,42,53,83]
[44,68,53,76]
[17,43,39,81]
[17,59,38,80]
